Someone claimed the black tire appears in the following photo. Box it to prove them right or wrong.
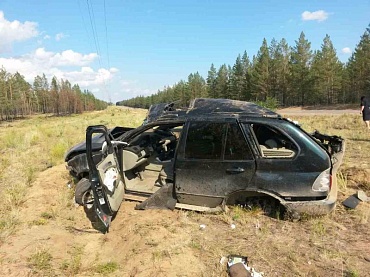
[75,178,92,205]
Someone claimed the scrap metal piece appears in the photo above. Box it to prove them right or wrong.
[357,190,369,202]
[342,195,361,209]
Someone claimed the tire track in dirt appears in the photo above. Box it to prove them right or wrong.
[0,164,207,276]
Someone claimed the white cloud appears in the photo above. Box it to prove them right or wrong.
[30,47,98,67]
[118,78,154,98]
[342,47,352,54]
[55,49,98,66]
[110,67,119,73]
[0,48,116,91]
[55,32,68,41]
[0,11,39,52]
[0,11,121,102]
[302,10,329,22]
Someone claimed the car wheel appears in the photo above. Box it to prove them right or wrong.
[75,178,92,205]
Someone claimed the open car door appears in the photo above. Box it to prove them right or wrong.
[86,125,125,233]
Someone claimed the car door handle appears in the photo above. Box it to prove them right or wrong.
[226,167,245,174]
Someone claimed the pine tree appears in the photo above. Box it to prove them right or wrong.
[229,55,244,100]
[0,68,11,120]
[206,64,217,98]
[11,72,31,117]
[250,38,270,101]
[345,25,370,102]
[214,64,229,99]
[289,32,313,106]
[188,72,206,100]
[311,35,343,104]
[268,38,290,106]
[33,74,49,113]
[241,51,252,101]
[50,76,60,115]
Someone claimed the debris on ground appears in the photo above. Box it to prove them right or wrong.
[225,255,264,277]
[357,190,369,202]
[343,190,369,209]
[135,183,177,210]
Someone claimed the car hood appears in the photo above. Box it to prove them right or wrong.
[64,126,134,161]
[64,133,107,161]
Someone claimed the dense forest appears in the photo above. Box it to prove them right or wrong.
[0,70,108,121]
[118,26,370,109]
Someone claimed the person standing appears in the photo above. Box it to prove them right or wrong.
[360,96,370,130]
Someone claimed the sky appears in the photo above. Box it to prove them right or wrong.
[0,0,369,103]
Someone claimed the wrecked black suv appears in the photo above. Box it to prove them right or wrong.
[65,98,344,232]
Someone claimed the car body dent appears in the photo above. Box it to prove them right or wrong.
[65,98,345,224]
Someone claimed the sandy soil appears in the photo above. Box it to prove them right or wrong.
[1,163,369,276]
[1,108,369,276]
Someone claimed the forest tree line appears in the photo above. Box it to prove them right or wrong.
[118,26,370,109]
[0,70,108,121]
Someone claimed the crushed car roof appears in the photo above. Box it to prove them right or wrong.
[149,98,280,122]
[188,98,279,116]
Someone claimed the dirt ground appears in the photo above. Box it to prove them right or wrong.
[0,108,369,277]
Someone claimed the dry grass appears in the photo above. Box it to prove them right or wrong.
[0,107,145,242]
[0,108,369,276]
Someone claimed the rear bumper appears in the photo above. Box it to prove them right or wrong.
[281,140,345,216]
[282,178,337,215]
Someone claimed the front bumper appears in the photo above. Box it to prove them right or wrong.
[66,152,102,179]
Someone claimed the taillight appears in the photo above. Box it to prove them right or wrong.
[312,169,331,192]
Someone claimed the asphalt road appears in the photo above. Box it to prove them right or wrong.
[277,108,359,116]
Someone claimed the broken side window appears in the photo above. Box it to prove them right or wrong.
[224,123,253,160]
[249,123,297,159]
[185,122,225,160]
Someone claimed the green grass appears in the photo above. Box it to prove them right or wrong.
[0,211,20,242]
[28,249,53,271]
[337,170,348,192]
[49,141,69,165]
[41,211,55,220]
[94,261,119,274]
[345,268,360,277]
[2,130,23,149]
[311,219,327,237]
[61,245,84,275]
[4,183,27,208]
[188,239,202,250]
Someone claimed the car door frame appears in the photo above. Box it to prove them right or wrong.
[173,117,256,207]
[86,125,125,232]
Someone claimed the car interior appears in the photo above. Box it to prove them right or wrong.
[120,124,183,194]
[251,124,297,158]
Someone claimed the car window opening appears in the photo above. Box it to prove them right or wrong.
[251,124,297,158]
[122,124,183,194]
[185,122,253,160]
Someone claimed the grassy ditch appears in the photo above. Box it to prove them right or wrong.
[0,106,146,243]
